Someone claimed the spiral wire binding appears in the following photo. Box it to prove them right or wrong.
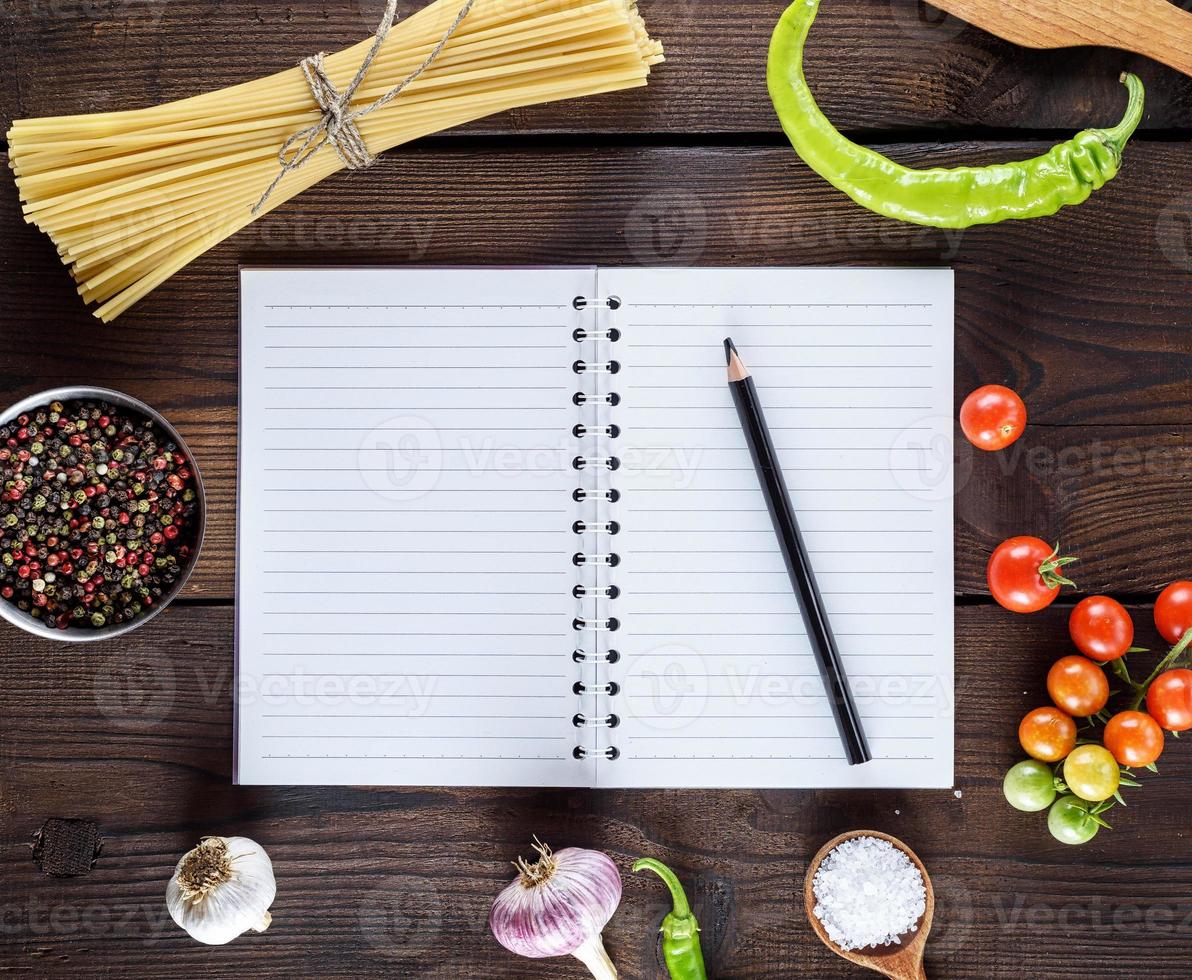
[572,295,622,763]
[573,392,621,407]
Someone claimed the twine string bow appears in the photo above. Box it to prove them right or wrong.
[253,0,476,215]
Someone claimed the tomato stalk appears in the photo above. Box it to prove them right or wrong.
[1049,762,1070,795]
[1037,544,1078,591]
[1087,800,1115,830]
[1127,627,1192,712]
[1109,658,1134,687]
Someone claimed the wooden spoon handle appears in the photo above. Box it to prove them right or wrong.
[881,960,928,980]
[1123,0,1192,78]
[936,0,1192,78]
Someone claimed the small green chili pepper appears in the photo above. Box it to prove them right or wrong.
[767,0,1145,229]
[633,858,708,980]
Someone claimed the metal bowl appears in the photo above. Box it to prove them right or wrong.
[0,386,206,644]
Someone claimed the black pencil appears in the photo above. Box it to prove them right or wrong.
[725,338,871,767]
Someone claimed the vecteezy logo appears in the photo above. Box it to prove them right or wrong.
[926,873,975,955]
[1157,192,1192,272]
[625,191,708,265]
[888,415,970,503]
[621,644,709,732]
[357,416,444,502]
[93,656,177,729]
[357,878,446,956]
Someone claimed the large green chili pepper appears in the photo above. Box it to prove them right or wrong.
[633,859,708,980]
[767,0,1146,228]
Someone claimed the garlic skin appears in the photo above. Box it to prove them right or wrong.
[166,837,276,946]
[490,840,623,980]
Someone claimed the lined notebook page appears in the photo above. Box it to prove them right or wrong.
[237,268,594,787]
[600,268,954,789]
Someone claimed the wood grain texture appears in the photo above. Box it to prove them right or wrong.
[3,604,1191,979]
[3,3,1192,976]
[2,141,1190,599]
[5,0,1192,134]
[2,142,1191,422]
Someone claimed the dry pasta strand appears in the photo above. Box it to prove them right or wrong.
[7,0,663,322]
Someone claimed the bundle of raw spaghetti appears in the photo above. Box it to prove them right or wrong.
[6,0,663,322]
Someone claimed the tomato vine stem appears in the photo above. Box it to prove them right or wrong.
[1128,628,1192,712]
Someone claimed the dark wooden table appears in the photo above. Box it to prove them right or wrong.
[3,1,1192,977]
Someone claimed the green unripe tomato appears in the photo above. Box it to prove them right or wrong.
[1048,795,1101,845]
[1003,759,1058,812]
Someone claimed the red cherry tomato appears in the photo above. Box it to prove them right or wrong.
[1155,581,1192,646]
[960,385,1027,452]
[987,537,1076,614]
[1019,706,1077,763]
[1047,655,1109,718]
[1068,596,1134,663]
[1147,669,1192,733]
[1103,710,1164,768]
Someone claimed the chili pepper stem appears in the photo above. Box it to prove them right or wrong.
[633,859,692,917]
[1128,627,1192,712]
[571,934,618,980]
[1102,73,1146,150]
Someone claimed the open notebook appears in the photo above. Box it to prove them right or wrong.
[237,267,954,788]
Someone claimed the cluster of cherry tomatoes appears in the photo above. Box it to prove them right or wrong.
[960,386,1192,845]
[1006,585,1192,845]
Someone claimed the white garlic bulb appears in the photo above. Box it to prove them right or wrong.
[166,837,276,945]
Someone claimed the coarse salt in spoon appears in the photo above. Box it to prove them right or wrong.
[804,830,935,980]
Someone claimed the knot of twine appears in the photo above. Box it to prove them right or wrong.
[253,0,476,215]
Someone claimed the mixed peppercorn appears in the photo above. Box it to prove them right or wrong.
[0,399,199,632]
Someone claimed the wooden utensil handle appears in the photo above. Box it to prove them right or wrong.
[885,961,929,980]
[1129,0,1192,78]
[934,0,1192,79]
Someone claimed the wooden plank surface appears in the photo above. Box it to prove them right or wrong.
[3,604,1191,979]
[5,142,1191,426]
[3,1,1192,977]
[4,0,1192,133]
[3,143,1190,599]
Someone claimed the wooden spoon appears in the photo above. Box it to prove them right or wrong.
[931,0,1192,79]
[804,830,935,980]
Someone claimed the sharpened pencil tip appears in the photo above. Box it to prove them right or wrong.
[725,339,750,382]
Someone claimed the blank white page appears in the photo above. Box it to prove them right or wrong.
[237,268,594,787]
[600,268,954,789]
